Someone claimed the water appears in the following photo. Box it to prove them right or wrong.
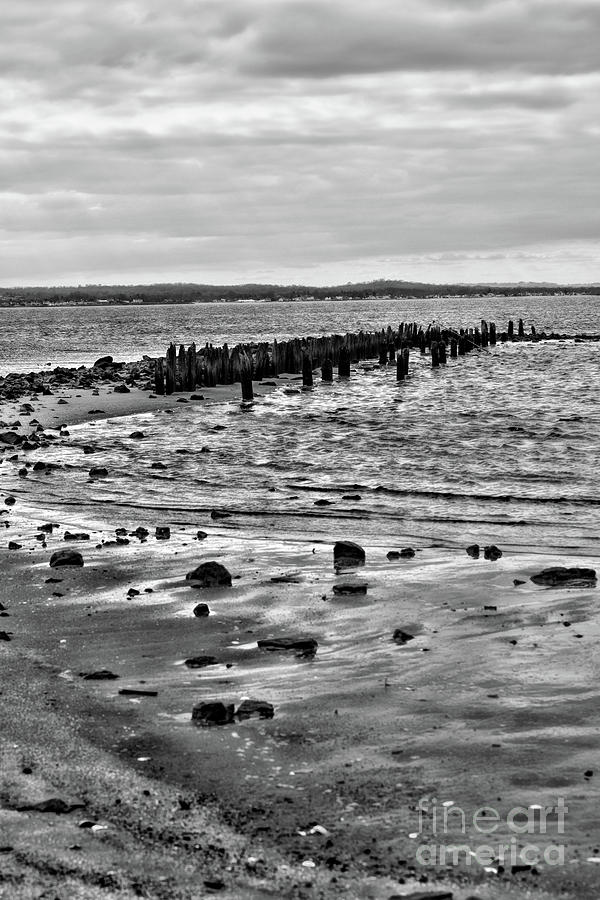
[4,299,600,552]
[1,294,598,374]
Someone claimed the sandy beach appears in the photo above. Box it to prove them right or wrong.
[2,365,600,900]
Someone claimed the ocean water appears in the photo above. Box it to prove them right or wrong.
[0,294,598,375]
[4,295,599,553]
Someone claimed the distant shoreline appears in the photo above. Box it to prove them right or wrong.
[1,288,599,309]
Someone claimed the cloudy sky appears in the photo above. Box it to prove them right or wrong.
[1,0,599,286]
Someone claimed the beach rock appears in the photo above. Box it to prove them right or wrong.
[64,531,90,541]
[211,509,231,519]
[184,655,218,668]
[114,384,130,394]
[530,567,597,588]
[484,545,503,561]
[16,798,85,814]
[314,498,334,506]
[0,432,21,445]
[155,526,170,540]
[129,430,144,438]
[93,355,113,368]
[133,526,149,538]
[50,549,84,568]
[388,548,416,559]
[258,638,318,656]
[193,603,210,617]
[332,582,368,595]
[196,530,208,540]
[151,462,167,469]
[4,496,16,506]
[8,542,22,550]
[236,699,275,720]
[89,467,108,478]
[393,629,415,644]
[333,540,365,570]
[191,701,234,727]
[0,631,11,641]
[466,544,480,559]
[186,561,232,588]
[82,669,119,680]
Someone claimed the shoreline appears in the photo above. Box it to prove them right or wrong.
[2,368,600,899]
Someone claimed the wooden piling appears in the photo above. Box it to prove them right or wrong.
[165,343,176,395]
[321,358,333,382]
[431,341,440,368]
[240,356,254,401]
[154,358,165,395]
[338,346,351,378]
[302,353,314,387]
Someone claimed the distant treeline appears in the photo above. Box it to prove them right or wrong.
[0,279,598,307]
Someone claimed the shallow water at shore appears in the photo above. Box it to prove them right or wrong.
[6,338,599,553]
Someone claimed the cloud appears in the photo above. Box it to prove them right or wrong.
[0,0,598,285]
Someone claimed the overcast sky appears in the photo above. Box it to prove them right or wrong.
[1,0,599,286]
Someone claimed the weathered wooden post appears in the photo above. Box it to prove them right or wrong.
[154,358,165,395]
[431,341,440,367]
[438,340,447,364]
[489,322,497,345]
[388,344,396,363]
[165,343,177,395]
[508,320,514,340]
[450,337,458,358]
[518,318,524,339]
[240,356,253,401]
[396,353,405,381]
[302,353,313,387]
[338,346,351,378]
[403,347,409,377]
[378,345,388,365]
[321,358,333,382]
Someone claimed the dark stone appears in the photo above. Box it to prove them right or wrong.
[50,549,83,568]
[399,547,416,558]
[193,603,210,617]
[342,494,361,500]
[530,567,597,588]
[93,356,113,368]
[4,496,16,506]
[333,540,365,570]
[118,688,158,697]
[64,531,90,541]
[196,530,208,540]
[513,579,526,585]
[211,509,231,519]
[0,631,11,641]
[129,430,144,438]
[332,582,368,595]
[82,669,119,680]
[8,542,22,550]
[186,561,232,588]
[236,699,274,720]
[314,499,334,506]
[0,432,21,445]
[192,701,234,726]
[113,384,130,394]
[484,545,503,561]
[155,526,170,540]
[190,394,204,400]
[393,629,415,644]
[257,637,318,656]
[151,462,167,469]
[127,588,140,597]
[466,544,480,559]
[184,655,218,668]
[16,798,85,814]
[89,467,108,478]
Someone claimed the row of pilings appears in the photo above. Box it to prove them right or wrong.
[153,318,533,397]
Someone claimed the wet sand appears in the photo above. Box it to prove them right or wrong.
[1,375,600,899]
